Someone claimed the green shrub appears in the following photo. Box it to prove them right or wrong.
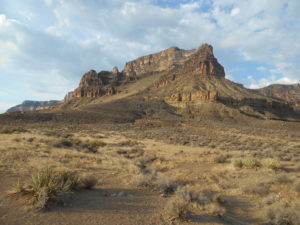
[8,168,93,210]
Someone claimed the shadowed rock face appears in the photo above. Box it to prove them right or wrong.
[124,44,225,78]
[6,100,60,113]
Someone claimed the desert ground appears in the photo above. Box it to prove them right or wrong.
[0,118,299,225]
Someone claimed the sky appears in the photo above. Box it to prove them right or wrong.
[0,0,299,112]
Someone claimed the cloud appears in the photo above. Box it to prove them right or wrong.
[0,0,299,109]
[247,74,298,89]
[18,10,34,21]
[230,7,240,16]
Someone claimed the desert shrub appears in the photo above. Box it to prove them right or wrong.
[119,140,140,146]
[88,140,106,148]
[79,175,97,189]
[9,168,85,210]
[117,148,144,159]
[62,133,74,138]
[266,203,300,225]
[294,181,300,193]
[175,186,194,202]
[232,157,261,169]
[275,174,293,184]
[213,155,227,163]
[27,137,35,142]
[241,182,269,196]
[242,157,261,169]
[153,176,178,194]
[54,138,80,148]
[262,158,283,171]
[165,198,191,221]
[206,202,226,217]
[53,138,104,153]
[132,171,156,188]
[232,159,243,168]
[0,127,28,134]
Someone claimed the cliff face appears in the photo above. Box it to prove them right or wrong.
[6,100,60,113]
[65,69,120,100]
[124,44,225,78]
[66,44,225,101]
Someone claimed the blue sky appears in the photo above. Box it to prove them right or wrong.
[0,0,299,112]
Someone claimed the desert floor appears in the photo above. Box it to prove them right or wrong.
[0,119,299,225]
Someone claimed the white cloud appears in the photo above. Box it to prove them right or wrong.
[43,0,53,6]
[257,66,267,71]
[230,7,240,16]
[247,75,298,89]
[18,11,34,21]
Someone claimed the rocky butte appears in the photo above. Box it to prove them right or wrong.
[64,43,296,120]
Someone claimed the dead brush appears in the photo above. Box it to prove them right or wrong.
[165,197,191,221]
[266,203,300,225]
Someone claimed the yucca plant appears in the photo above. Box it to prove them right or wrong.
[10,168,80,210]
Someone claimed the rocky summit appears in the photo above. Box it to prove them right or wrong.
[124,44,225,78]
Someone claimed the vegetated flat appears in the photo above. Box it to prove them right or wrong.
[0,117,299,225]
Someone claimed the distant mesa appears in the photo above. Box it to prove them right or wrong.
[256,84,300,107]
[59,43,298,120]
[66,44,225,101]
[6,100,60,113]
